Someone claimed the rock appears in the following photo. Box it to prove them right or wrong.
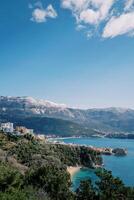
[112,148,127,156]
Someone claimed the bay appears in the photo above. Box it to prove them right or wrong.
[58,137,134,190]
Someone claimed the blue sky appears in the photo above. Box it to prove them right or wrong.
[0,0,134,108]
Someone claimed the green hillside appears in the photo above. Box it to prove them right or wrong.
[0,131,134,200]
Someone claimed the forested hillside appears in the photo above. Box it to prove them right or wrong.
[0,131,134,200]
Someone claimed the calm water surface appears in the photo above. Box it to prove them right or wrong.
[58,137,134,190]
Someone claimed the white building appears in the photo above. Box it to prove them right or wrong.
[0,122,14,133]
[28,129,34,135]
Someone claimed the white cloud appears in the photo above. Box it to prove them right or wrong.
[76,24,86,31]
[62,0,114,25]
[61,0,115,37]
[61,0,134,39]
[79,9,99,25]
[29,1,134,38]
[46,5,57,18]
[31,4,57,23]
[124,0,134,11]
[103,12,134,38]
[62,0,89,11]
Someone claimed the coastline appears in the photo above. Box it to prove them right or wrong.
[67,166,81,178]
[47,135,134,141]
[48,136,81,141]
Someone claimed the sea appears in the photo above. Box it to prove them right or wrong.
[57,137,134,190]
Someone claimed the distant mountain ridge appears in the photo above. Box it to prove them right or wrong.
[0,96,134,135]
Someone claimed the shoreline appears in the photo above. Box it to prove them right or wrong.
[47,136,81,141]
[67,166,81,178]
[47,136,134,141]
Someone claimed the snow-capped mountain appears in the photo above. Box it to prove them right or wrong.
[0,96,67,108]
[0,96,78,120]
[0,96,134,134]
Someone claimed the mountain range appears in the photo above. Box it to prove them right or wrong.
[0,96,134,137]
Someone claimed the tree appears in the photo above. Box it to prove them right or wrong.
[96,169,134,200]
[25,164,74,200]
[9,140,39,166]
[0,187,36,200]
[76,180,97,200]
[0,163,23,192]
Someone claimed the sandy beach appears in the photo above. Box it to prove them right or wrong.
[67,166,81,177]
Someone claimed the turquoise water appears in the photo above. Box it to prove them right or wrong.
[58,137,134,190]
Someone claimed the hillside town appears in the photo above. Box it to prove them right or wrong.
[0,122,33,135]
[0,122,46,141]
